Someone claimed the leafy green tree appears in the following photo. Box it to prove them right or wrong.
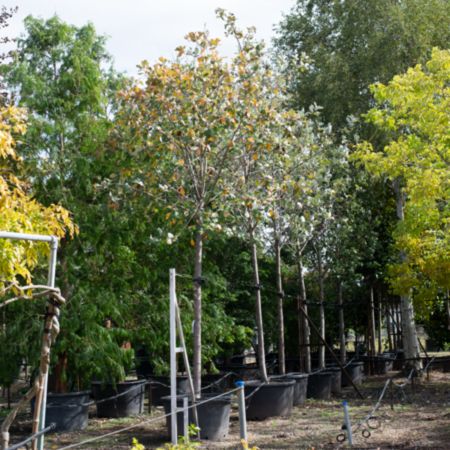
[355,48,450,369]
[275,0,450,131]
[2,15,134,390]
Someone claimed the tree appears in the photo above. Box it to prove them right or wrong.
[2,15,134,390]
[275,0,450,131]
[355,48,450,369]
[116,10,276,391]
[0,105,73,286]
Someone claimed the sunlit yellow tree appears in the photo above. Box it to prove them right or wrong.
[0,105,74,288]
[356,48,450,368]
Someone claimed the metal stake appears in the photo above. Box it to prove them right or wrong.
[169,269,178,445]
[343,401,353,447]
[235,381,247,449]
[0,232,58,450]
[37,237,58,450]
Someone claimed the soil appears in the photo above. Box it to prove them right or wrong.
[1,369,450,449]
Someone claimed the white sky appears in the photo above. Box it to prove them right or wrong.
[3,0,295,76]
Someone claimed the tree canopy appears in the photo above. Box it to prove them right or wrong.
[355,48,450,313]
[275,0,450,131]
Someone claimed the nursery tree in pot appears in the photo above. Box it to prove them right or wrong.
[2,16,138,397]
[116,9,281,393]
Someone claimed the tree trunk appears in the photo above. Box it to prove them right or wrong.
[446,290,450,331]
[386,303,393,351]
[193,225,203,394]
[317,247,325,370]
[377,292,383,354]
[297,255,311,372]
[274,236,285,375]
[338,281,346,364]
[369,286,376,356]
[395,303,402,349]
[49,352,68,393]
[250,237,268,382]
[393,180,422,371]
[297,257,311,372]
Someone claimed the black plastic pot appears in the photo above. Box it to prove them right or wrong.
[306,372,332,400]
[32,391,90,432]
[270,373,309,406]
[244,380,295,420]
[341,361,364,387]
[362,355,395,375]
[148,375,189,406]
[285,373,309,406]
[162,394,231,440]
[324,367,342,395]
[91,379,146,418]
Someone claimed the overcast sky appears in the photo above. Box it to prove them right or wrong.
[3,0,295,76]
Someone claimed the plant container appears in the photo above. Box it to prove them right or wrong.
[362,354,394,374]
[341,361,364,387]
[284,373,309,406]
[306,372,332,400]
[91,379,146,418]
[244,380,295,420]
[324,366,342,394]
[162,393,231,440]
[147,375,189,406]
[32,390,90,432]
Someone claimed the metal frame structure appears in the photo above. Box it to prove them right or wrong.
[0,231,58,450]
[169,269,197,444]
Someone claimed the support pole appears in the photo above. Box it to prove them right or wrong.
[369,286,376,357]
[182,396,189,441]
[342,401,353,447]
[37,237,58,450]
[169,269,178,445]
[235,381,247,449]
[0,232,58,450]
[377,293,383,354]
[175,302,199,429]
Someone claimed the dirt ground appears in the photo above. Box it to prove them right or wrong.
[2,369,450,449]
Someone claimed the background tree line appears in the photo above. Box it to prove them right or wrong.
[0,0,449,392]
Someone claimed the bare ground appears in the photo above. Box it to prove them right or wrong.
[2,370,450,449]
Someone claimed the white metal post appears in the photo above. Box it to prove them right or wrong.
[0,231,58,450]
[169,269,178,445]
[182,395,189,441]
[236,381,248,448]
[37,237,58,450]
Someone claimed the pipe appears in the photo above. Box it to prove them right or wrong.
[37,237,58,450]
[0,232,55,243]
[342,401,353,446]
[0,231,58,450]
[169,269,178,445]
